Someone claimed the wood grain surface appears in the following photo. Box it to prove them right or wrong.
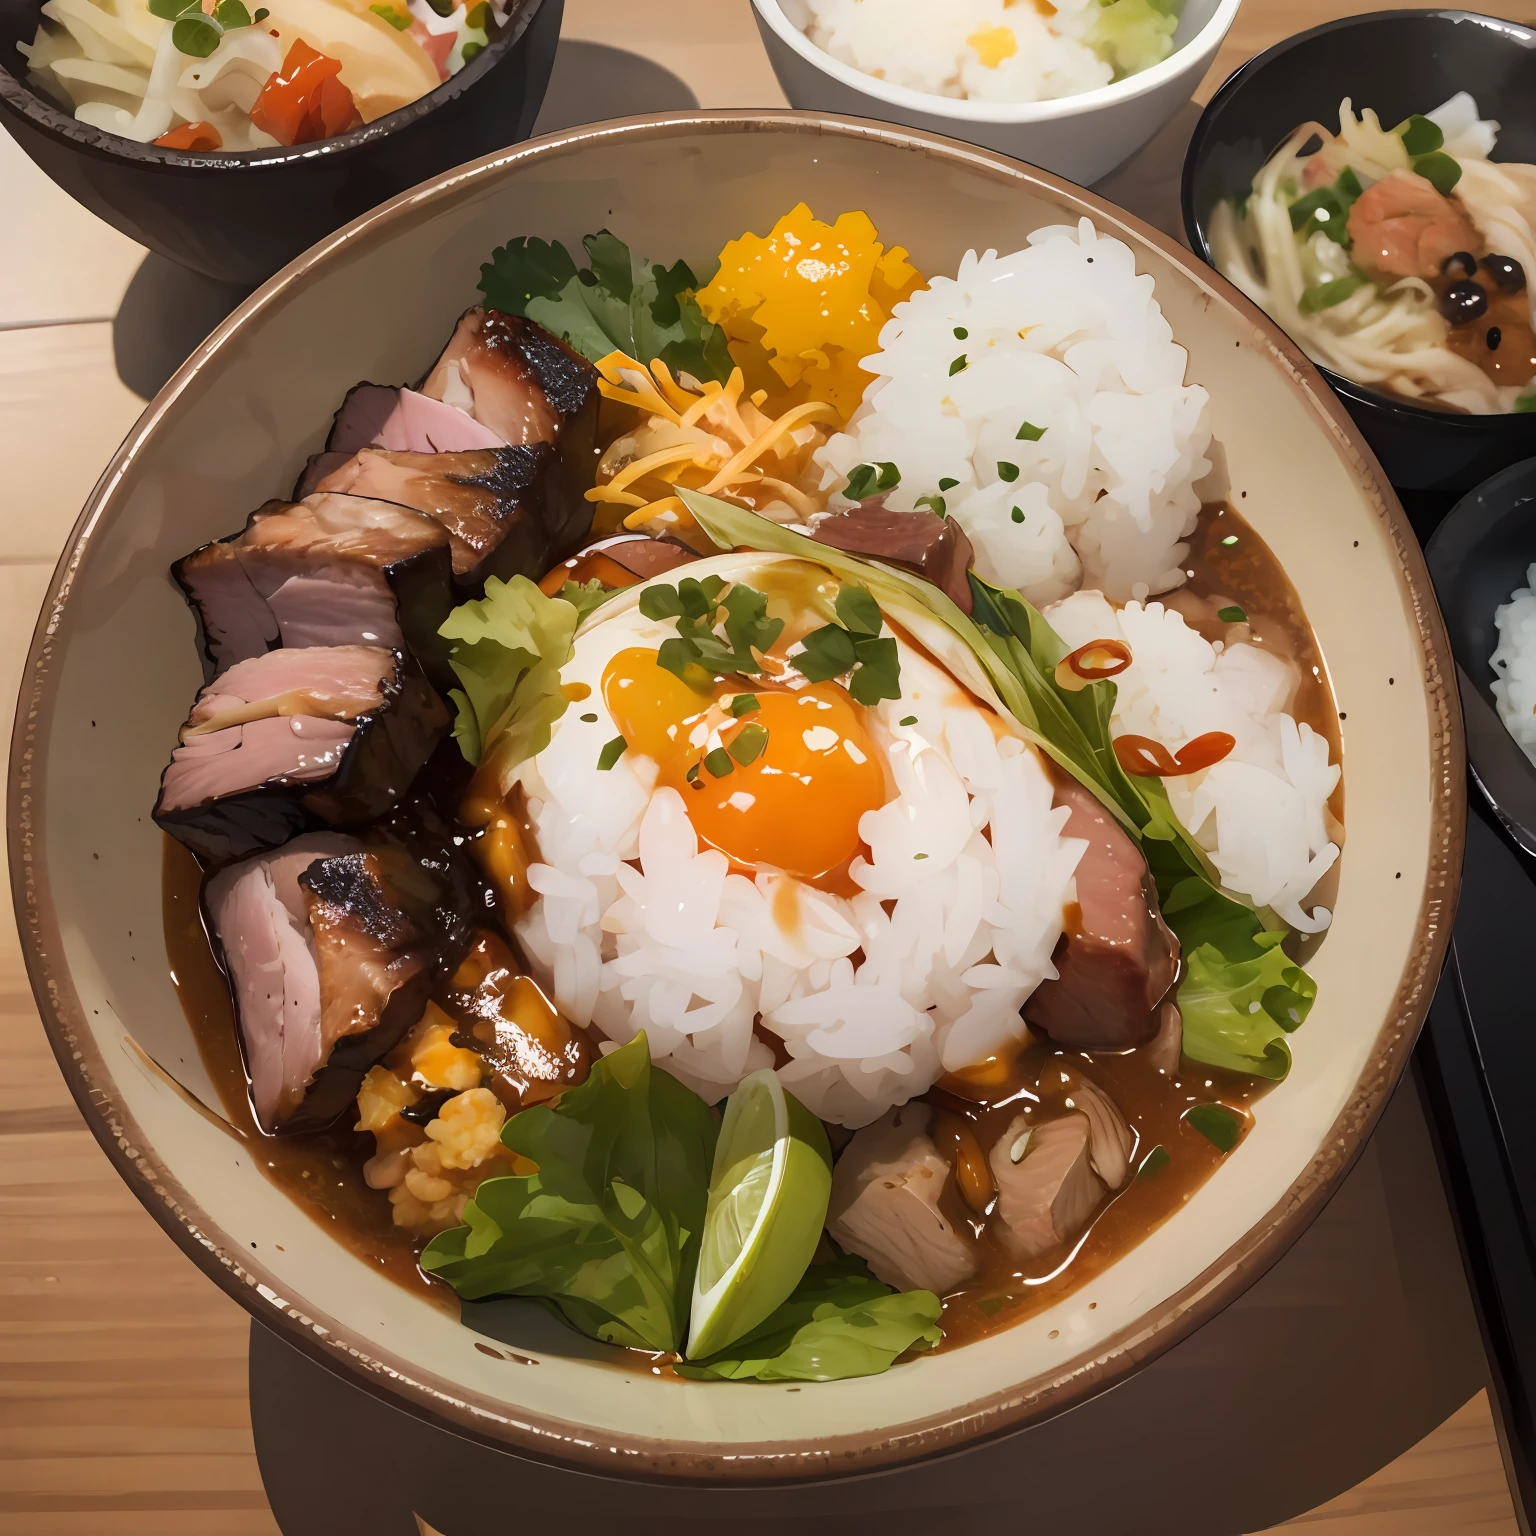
[2,0,1533,1530]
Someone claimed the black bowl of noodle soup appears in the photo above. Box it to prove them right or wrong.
[1182,10,1536,493]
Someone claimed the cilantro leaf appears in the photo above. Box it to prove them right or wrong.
[835,585,882,636]
[438,574,580,772]
[794,624,858,682]
[675,1257,942,1382]
[421,1036,717,1354]
[479,231,732,383]
[644,578,784,687]
[847,635,901,704]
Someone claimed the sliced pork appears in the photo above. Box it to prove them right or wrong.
[826,1102,980,1294]
[813,503,976,614]
[155,646,448,861]
[300,444,584,592]
[205,819,478,1133]
[1023,778,1180,1051]
[173,492,455,684]
[325,382,505,455]
[988,1113,1104,1260]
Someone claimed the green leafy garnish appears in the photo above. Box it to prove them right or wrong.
[949,355,968,375]
[1017,421,1046,441]
[674,1258,942,1382]
[1138,1144,1170,1178]
[1298,275,1366,313]
[704,746,734,778]
[640,576,784,688]
[438,574,580,771]
[1185,1103,1244,1153]
[938,476,960,492]
[422,1037,717,1353]
[460,38,482,61]
[729,693,760,717]
[557,578,614,622]
[843,461,900,501]
[914,494,947,518]
[150,0,257,55]
[953,326,968,339]
[597,736,628,771]
[728,722,769,766]
[1413,150,1462,195]
[997,461,1020,482]
[794,584,902,705]
[1011,507,1025,523]
[1217,605,1247,623]
[899,714,918,727]
[479,231,733,385]
[1397,113,1443,157]
[369,3,411,27]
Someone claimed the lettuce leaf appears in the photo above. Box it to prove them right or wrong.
[479,230,734,384]
[677,491,1318,1081]
[437,574,579,770]
[420,1035,717,1353]
[674,1257,942,1382]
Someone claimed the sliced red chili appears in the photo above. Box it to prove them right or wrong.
[154,120,223,151]
[1114,731,1236,777]
[1054,637,1131,692]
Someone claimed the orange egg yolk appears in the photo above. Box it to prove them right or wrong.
[601,647,888,885]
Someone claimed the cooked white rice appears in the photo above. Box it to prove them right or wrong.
[1491,563,1536,765]
[512,595,1087,1126]
[1045,591,1341,931]
[815,219,1213,605]
[780,0,1117,105]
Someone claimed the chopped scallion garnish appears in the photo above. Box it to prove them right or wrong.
[728,722,769,766]
[997,461,1019,482]
[1217,605,1247,624]
[949,355,967,376]
[704,746,734,778]
[597,736,627,771]
[729,693,760,717]
[1016,421,1045,441]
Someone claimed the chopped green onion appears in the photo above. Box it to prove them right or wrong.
[460,39,483,61]
[704,746,734,778]
[370,3,411,27]
[1397,112,1444,157]
[727,722,769,766]
[1137,1145,1170,1178]
[1217,605,1247,624]
[996,461,1019,482]
[1185,1103,1242,1153]
[953,326,968,339]
[899,715,918,727]
[1298,275,1365,313]
[580,712,598,722]
[1221,535,1239,547]
[1413,150,1461,196]
[1016,421,1045,441]
[1011,506,1024,524]
[913,853,928,860]
[949,355,967,376]
[729,694,760,717]
[686,762,704,790]
[938,477,959,492]
[597,736,627,771]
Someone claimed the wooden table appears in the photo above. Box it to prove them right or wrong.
[1,1,1532,1530]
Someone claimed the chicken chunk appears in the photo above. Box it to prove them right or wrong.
[827,1103,979,1294]
[988,1113,1105,1260]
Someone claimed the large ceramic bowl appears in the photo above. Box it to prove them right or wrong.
[0,0,561,284]
[751,0,1242,185]
[1182,10,1536,494]
[9,110,1463,1482]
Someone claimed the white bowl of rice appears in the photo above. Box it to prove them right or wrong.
[752,0,1242,185]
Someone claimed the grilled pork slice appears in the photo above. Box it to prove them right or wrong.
[826,1103,979,1294]
[324,382,506,455]
[173,493,455,684]
[155,646,448,861]
[1023,778,1180,1051]
[206,816,480,1134]
[420,308,599,457]
[988,1113,1104,1260]
[812,503,976,614]
[299,445,582,593]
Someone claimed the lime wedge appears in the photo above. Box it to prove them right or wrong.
[685,1069,832,1359]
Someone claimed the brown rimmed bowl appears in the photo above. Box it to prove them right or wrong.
[8,109,1464,1484]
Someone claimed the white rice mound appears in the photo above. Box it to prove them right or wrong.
[512,628,1087,1126]
[815,219,1213,606]
[1046,591,1341,932]
[1491,563,1536,766]
[780,0,1115,105]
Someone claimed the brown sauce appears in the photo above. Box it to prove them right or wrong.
[157,498,1339,1358]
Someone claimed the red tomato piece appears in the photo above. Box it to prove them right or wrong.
[250,39,359,146]
[154,120,224,151]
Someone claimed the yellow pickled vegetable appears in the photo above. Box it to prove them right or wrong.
[696,204,924,422]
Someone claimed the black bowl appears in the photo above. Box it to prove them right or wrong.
[1425,456,1536,852]
[1182,9,1536,493]
[0,0,560,285]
